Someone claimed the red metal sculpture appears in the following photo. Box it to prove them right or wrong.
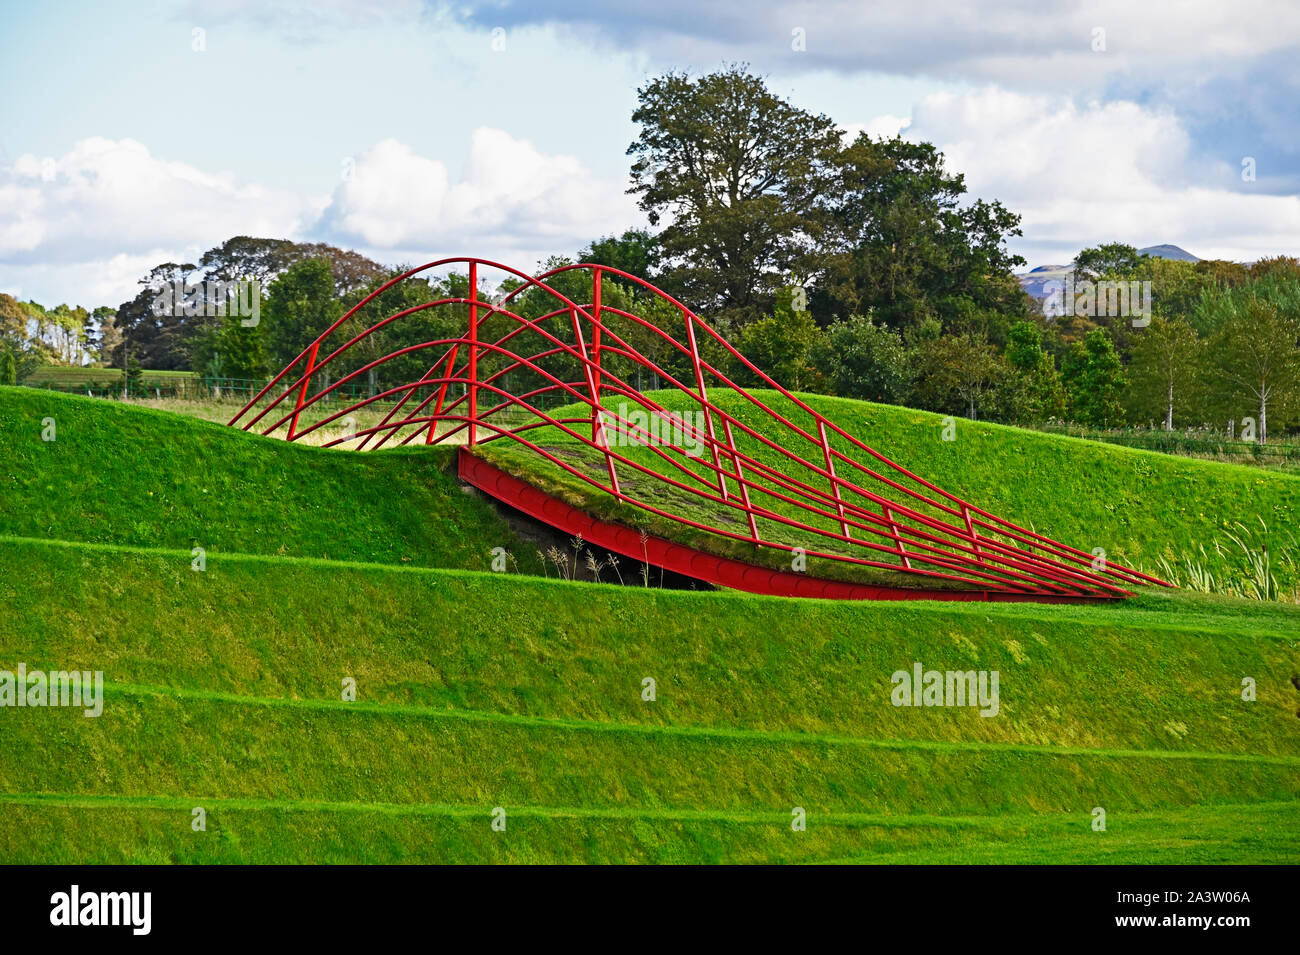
[230,258,1169,602]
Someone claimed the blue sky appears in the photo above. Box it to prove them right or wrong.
[2,0,1298,306]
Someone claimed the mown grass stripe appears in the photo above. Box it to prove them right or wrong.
[65,679,1300,767]
[4,791,1294,828]
[0,792,979,827]
[1,533,1295,642]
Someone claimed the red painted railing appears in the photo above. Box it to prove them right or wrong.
[229,258,1171,600]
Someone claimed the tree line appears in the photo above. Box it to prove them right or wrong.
[3,67,1296,441]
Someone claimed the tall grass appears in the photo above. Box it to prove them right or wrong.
[1152,519,1299,603]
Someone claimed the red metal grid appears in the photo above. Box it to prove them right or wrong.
[229,257,1172,601]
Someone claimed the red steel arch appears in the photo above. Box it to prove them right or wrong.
[229,257,1171,602]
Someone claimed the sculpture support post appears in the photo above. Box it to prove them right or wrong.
[468,260,478,447]
[818,419,851,540]
[591,267,602,445]
[289,342,318,441]
[683,307,728,499]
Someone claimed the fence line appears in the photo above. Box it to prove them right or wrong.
[1032,422,1300,462]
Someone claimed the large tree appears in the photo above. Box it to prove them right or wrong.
[1073,242,1147,281]
[199,236,385,297]
[1062,327,1127,427]
[1206,296,1300,444]
[111,262,198,371]
[820,135,1028,334]
[1126,318,1202,429]
[627,66,842,325]
[263,259,344,372]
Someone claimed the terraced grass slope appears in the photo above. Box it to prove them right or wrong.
[1,388,1297,863]
[478,390,1300,596]
[0,540,1297,863]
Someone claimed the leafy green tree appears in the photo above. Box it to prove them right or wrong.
[1002,320,1066,422]
[1059,243,1157,356]
[909,326,1006,420]
[1005,320,1046,371]
[1062,327,1127,427]
[124,352,143,397]
[1193,258,1251,291]
[264,259,344,372]
[33,303,88,364]
[821,136,1027,334]
[0,293,54,382]
[809,314,911,404]
[337,269,452,400]
[82,306,117,365]
[192,309,271,381]
[627,66,842,324]
[1073,243,1146,281]
[731,288,819,390]
[1143,256,1210,324]
[1126,318,1202,429]
[1248,255,1300,283]
[1205,296,1300,444]
[0,293,27,344]
[111,262,196,371]
[0,350,16,385]
[579,230,659,285]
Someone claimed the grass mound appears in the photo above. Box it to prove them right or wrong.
[1,386,1297,863]
[0,386,537,573]
[477,390,1300,597]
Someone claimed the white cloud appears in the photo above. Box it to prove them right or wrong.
[898,87,1300,263]
[0,130,645,306]
[467,0,1300,88]
[316,128,642,258]
[0,137,322,305]
[842,115,912,143]
[0,137,318,265]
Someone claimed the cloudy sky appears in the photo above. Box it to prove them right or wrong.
[2,0,1298,307]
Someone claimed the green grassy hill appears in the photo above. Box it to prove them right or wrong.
[0,386,539,573]
[479,390,1300,598]
[1,387,1297,863]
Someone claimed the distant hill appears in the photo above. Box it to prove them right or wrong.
[1138,244,1201,262]
[1018,264,1072,300]
[1018,244,1202,299]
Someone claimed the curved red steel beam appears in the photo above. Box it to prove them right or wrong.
[457,451,1110,605]
[229,257,1172,601]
